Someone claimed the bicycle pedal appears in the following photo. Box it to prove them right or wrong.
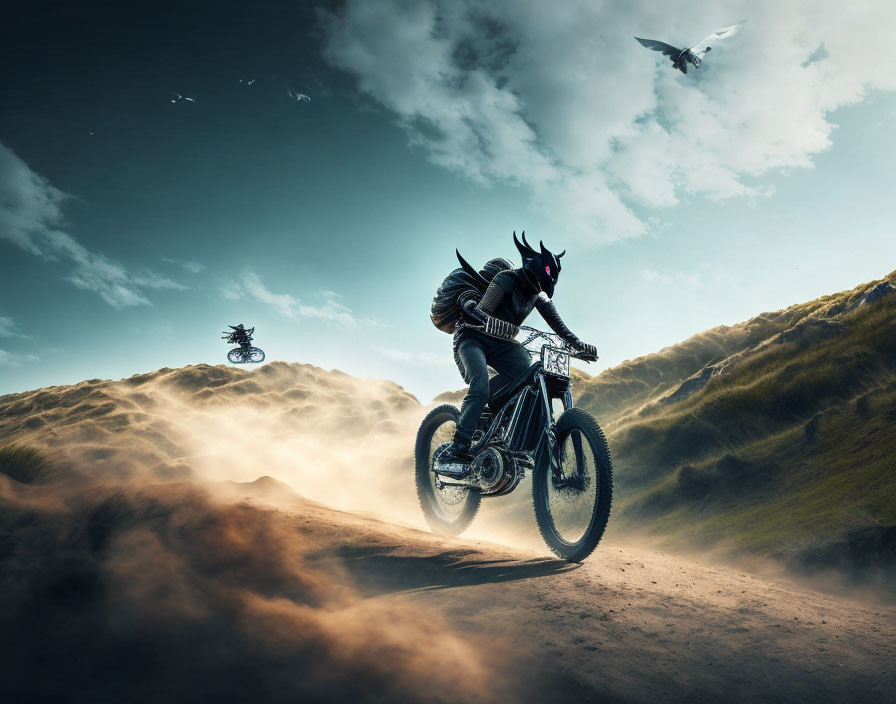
[434,462,470,477]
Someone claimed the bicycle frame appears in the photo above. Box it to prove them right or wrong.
[459,326,587,478]
[469,364,572,462]
[421,328,609,560]
[433,325,590,493]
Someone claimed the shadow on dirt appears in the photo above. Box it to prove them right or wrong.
[331,545,580,596]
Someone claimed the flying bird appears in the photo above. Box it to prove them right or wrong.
[635,21,746,74]
[238,78,256,86]
[287,88,311,103]
[170,92,196,103]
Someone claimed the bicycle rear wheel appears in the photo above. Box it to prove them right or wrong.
[414,405,480,535]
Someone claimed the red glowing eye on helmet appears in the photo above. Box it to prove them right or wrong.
[513,230,565,298]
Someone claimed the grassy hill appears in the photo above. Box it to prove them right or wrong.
[3,274,894,580]
[573,271,896,576]
[0,362,422,518]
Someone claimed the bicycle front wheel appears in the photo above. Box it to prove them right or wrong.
[532,407,612,562]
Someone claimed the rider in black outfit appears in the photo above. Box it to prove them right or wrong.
[441,232,597,465]
[228,324,252,346]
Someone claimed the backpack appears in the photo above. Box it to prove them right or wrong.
[431,251,513,333]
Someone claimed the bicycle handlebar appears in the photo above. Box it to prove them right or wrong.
[518,325,596,362]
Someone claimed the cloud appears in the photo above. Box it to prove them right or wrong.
[240,272,376,329]
[322,1,896,242]
[0,349,39,367]
[376,345,452,366]
[221,284,243,301]
[641,268,703,288]
[242,271,300,318]
[163,257,205,274]
[0,143,185,308]
[0,317,31,339]
[298,291,372,328]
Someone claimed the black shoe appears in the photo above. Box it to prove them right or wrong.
[436,441,473,476]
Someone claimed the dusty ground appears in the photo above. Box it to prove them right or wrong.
[3,365,894,702]
[297,499,896,703]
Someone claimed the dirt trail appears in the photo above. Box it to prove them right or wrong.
[298,501,896,703]
[3,364,893,701]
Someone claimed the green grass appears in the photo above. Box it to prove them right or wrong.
[0,444,56,484]
[575,272,896,573]
[576,271,895,425]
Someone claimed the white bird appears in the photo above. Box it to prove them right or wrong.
[635,21,746,74]
[238,78,256,86]
[288,88,311,103]
[170,93,197,103]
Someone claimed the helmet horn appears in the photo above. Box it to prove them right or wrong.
[514,230,534,258]
[521,230,537,254]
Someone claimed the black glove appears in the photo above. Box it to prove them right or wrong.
[573,341,598,361]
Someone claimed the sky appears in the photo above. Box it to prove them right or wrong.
[2,0,896,402]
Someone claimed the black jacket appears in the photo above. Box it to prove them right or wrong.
[456,268,579,344]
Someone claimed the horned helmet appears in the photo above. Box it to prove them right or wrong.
[513,231,565,298]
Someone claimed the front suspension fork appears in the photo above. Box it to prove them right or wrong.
[538,381,585,482]
[555,388,585,481]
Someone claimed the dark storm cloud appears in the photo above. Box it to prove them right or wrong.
[0,478,570,703]
[0,143,184,308]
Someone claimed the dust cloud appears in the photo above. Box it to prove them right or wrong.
[0,363,599,702]
[3,364,896,701]
[0,363,427,525]
[0,475,570,703]
[0,362,557,547]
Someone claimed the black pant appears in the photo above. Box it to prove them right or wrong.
[454,331,534,442]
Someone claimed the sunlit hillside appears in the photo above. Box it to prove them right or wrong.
[574,271,896,576]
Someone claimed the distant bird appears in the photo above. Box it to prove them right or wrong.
[170,92,197,103]
[287,88,311,103]
[635,21,746,74]
[238,78,256,86]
